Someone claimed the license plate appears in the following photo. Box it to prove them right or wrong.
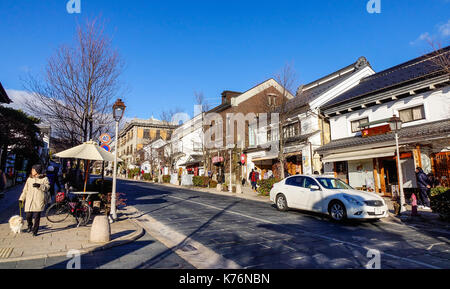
[374,208,383,215]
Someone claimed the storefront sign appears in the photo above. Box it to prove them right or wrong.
[212,156,224,163]
[362,125,391,138]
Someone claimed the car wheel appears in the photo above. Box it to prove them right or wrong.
[276,194,289,212]
[328,200,347,221]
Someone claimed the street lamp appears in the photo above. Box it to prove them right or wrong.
[388,115,406,213]
[111,99,126,221]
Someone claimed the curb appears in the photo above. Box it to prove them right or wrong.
[0,217,145,264]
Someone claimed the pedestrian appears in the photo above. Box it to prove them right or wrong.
[415,167,431,210]
[427,173,439,188]
[251,169,259,191]
[0,169,7,198]
[248,169,253,189]
[19,164,50,236]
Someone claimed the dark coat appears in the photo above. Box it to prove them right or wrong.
[416,169,430,189]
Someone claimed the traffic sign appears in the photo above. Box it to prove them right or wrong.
[101,144,111,152]
[240,154,246,165]
[99,133,112,144]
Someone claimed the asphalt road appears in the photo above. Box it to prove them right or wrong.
[2,178,449,269]
[119,179,450,269]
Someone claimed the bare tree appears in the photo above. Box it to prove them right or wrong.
[194,91,211,176]
[270,64,297,180]
[23,17,124,147]
[427,40,450,74]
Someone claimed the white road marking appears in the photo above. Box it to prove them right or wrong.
[427,243,446,251]
[125,206,241,269]
[164,194,442,269]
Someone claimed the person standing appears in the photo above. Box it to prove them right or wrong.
[249,169,255,191]
[19,164,50,236]
[251,169,259,192]
[415,167,431,210]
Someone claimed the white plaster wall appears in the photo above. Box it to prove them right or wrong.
[329,87,450,140]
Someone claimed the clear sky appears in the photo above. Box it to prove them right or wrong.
[0,0,449,119]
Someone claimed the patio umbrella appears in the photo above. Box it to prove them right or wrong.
[55,141,122,192]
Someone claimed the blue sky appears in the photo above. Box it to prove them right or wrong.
[0,0,449,119]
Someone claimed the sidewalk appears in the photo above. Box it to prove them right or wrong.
[0,185,143,263]
[383,197,450,230]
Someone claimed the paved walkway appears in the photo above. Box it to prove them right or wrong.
[0,185,143,263]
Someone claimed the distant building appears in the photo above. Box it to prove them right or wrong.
[117,117,178,166]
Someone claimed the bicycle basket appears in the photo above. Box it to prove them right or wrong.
[56,192,65,203]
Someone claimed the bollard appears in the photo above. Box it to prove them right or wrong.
[90,215,111,243]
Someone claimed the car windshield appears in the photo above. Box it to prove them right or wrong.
[316,178,353,190]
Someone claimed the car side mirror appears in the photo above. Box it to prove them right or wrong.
[310,185,320,191]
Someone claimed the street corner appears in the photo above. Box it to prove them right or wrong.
[0,210,144,264]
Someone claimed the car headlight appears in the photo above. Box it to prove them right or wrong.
[343,195,364,206]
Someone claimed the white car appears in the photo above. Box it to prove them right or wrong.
[269,175,389,221]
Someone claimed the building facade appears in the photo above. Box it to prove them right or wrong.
[317,47,450,196]
[117,117,177,167]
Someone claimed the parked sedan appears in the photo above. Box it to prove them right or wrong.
[269,175,388,221]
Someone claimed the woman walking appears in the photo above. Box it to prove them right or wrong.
[19,164,50,236]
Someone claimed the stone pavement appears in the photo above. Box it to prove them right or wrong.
[0,184,143,263]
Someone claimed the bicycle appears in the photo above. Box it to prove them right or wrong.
[46,187,92,227]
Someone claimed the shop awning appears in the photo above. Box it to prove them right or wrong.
[252,155,278,162]
[322,147,396,163]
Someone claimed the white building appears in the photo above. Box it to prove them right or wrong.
[143,138,167,177]
[170,113,205,176]
[318,47,450,195]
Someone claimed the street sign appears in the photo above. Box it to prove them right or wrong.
[240,154,246,165]
[101,144,111,152]
[99,133,112,144]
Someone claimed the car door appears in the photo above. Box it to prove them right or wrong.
[283,176,305,209]
[301,177,323,212]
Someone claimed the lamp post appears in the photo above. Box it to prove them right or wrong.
[388,115,406,213]
[111,99,126,221]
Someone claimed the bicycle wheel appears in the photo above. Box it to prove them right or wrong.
[76,201,92,226]
[46,203,70,223]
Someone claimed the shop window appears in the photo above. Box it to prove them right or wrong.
[399,105,425,123]
[351,118,369,133]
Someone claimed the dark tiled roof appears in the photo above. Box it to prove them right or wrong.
[285,131,319,145]
[279,57,371,114]
[322,46,450,110]
[316,119,450,153]
[0,82,12,104]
